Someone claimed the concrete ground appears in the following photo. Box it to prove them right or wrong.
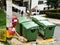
[13,12,60,45]
[54,25,60,41]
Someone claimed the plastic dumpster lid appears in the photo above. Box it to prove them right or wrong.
[18,17,30,23]
[31,16,48,20]
[39,21,55,26]
[22,21,38,29]
[31,15,41,17]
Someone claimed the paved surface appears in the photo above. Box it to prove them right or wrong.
[54,25,60,41]
[48,18,60,25]
[13,12,60,45]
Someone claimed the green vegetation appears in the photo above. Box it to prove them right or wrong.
[40,9,60,19]
[47,0,59,9]
[0,9,6,29]
[46,12,60,19]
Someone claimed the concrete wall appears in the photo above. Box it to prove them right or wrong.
[23,0,28,2]
[23,0,47,2]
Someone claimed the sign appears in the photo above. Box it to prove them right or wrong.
[6,0,12,27]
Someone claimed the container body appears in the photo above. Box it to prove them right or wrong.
[15,23,22,36]
[39,25,55,39]
[31,16,48,25]
[22,21,39,41]
[38,21,56,39]
[15,17,30,36]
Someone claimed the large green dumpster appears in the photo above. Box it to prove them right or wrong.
[31,15,48,24]
[38,21,56,39]
[22,21,39,41]
[15,17,30,36]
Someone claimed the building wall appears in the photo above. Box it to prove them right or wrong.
[23,0,47,2]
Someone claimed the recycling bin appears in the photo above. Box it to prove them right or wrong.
[31,15,48,24]
[38,21,56,39]
[22,21,39,41]
[15,17,30,36]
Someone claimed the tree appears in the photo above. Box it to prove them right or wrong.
[47,0,59,9]
[0,0,5,9]
[0,0,3,9]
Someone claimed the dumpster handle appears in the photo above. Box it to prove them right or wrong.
[31,29,35,33]
[49,27,53,30]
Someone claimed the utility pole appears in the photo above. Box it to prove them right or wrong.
[29,0,38,16]
[0,0,4,9]
[6,0,12,28]
[29,0,32,16]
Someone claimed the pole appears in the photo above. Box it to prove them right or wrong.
[6,0,12,28]
[29,0,32,16]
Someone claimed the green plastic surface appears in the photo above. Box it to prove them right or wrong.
[38,21,56,39]
[22,21,38,29]
[22,21,39,41]
[39,21,55,26]
[15,17,30,36]
[31,15,48,21]
[18,17,30,23]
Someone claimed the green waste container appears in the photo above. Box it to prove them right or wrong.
[22,21,39,41]
[31,15,48,24]
[38,21,56,39]
[15,17,30,36]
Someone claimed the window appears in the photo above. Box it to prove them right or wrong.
[38,1,43,4]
